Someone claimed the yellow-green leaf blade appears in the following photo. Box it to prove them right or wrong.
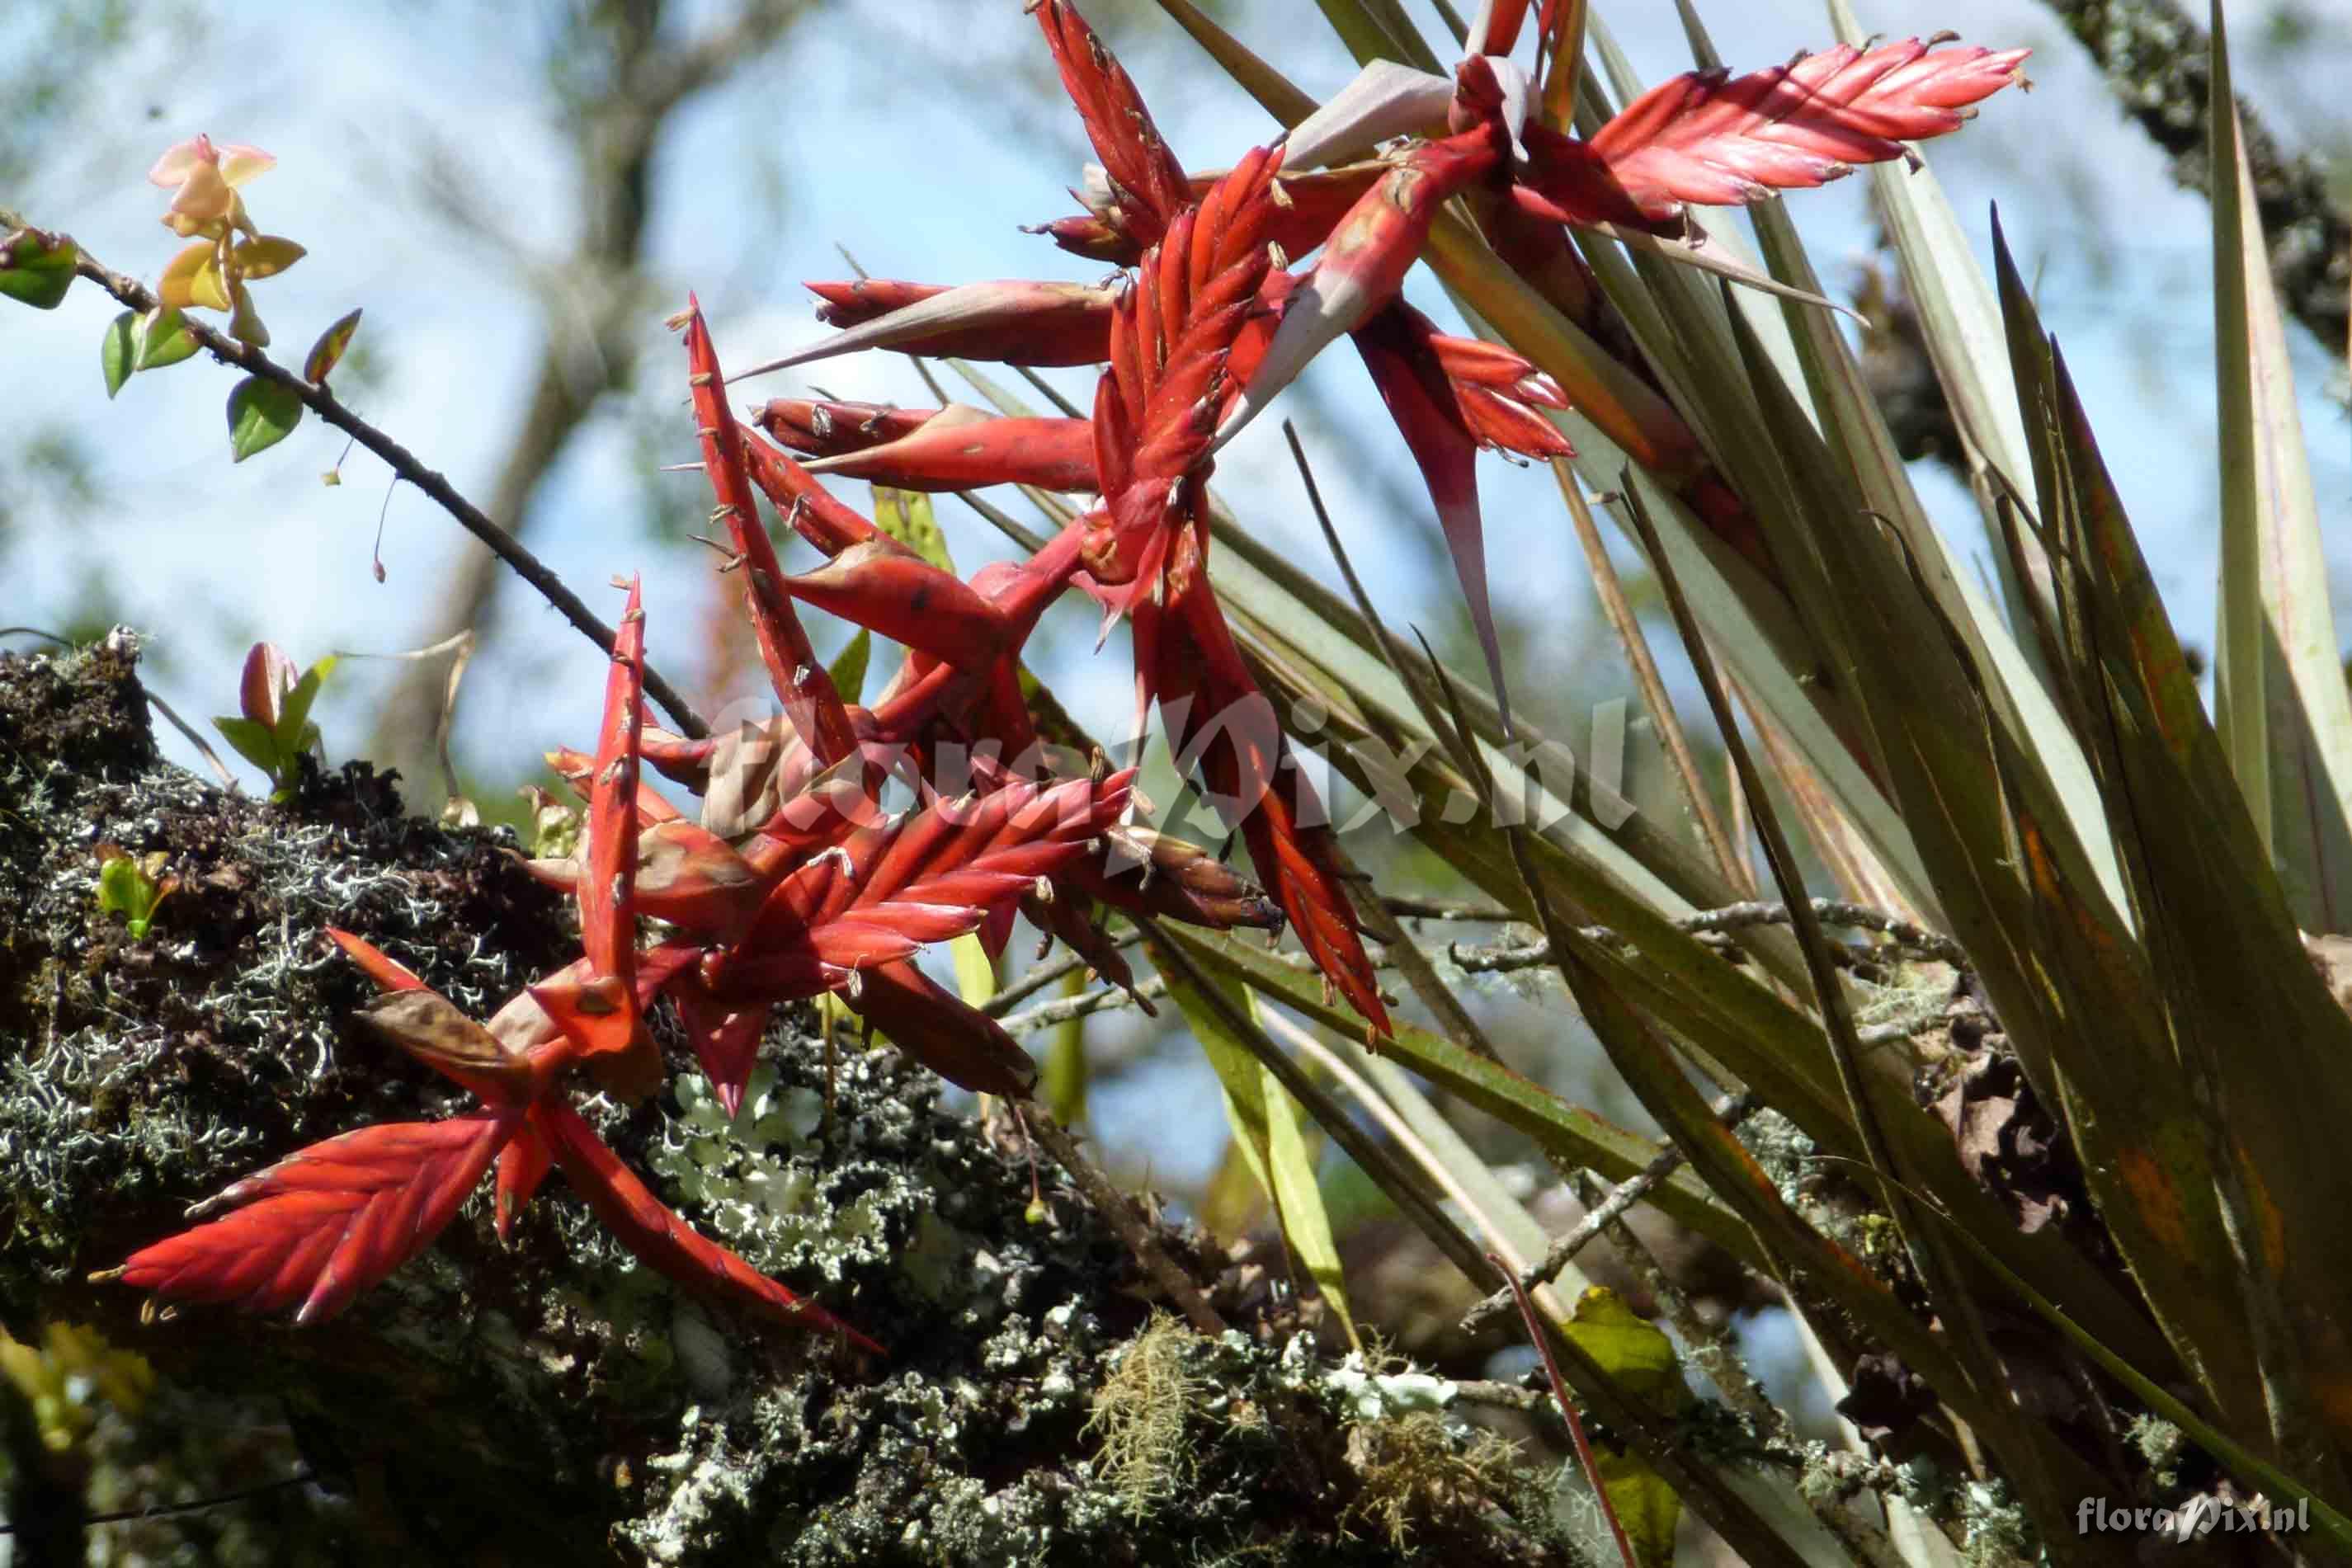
[1162,951,1358,1347]
[2208,1,2352,930]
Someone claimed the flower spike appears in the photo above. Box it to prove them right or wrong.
[681,296,862,770]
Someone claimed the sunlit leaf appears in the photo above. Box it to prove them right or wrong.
[947,931,997,1008]
[158,240,231,313]
[303,307,363,384]
[870,485,953,572]
[226,376,304,462]
[101,311,135,398]
[210,715,283,779]
[0,227,78,309]
[276,657,337,756]
[827,628,873,704]
[134,306,200,372]
[230,234,307,280]
[2206,2,2352,930]
[1164,955,1358,1346]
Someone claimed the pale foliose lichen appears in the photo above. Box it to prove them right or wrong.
[1,641,1572,1564]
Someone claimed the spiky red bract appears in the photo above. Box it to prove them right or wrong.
[681,297,860,770]
[716,770,1136,1000]
[496,1123,554,1242]
[796,278,1119,369]
[802,412,1100,496]
[735,423,886,558]
[850,959,1037,1099]
[559,576,650,1084]
[118,1111,522,1324]
[785,540,1013,675]
[325,926,427,993]
[537,1100,882,1354]
[1590,40,2030,220]
[756,397,936,458]
[1165,599,1389,1037]
[1033,0,1190,245]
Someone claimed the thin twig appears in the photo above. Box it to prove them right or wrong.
[142,686,239,790]
[983,930,1145,1017]
[61,246,708,737]
[998,976,1167,1036]
[1451,897,1967,972]
[1460,1092,1756,1332]
[0,1469,314,1535]
[1379,894,1518,923]
[1025,1109,1226,1337]
[1677,899,1965,966]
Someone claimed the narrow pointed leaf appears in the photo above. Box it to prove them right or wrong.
[101,310,135,398]
[1165,959,1358,1345]
[303,307,363,384]
[2207,2,2352,930]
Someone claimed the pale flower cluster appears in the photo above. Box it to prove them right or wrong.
[147,133,302,346]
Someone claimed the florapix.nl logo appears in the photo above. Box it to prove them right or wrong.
[691,690,1639,843]
[2076,1493,2309,1544]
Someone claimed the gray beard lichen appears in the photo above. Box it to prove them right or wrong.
[0,636,1572,1566]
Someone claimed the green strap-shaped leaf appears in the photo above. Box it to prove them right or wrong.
[226,376,304,463]
[1162,952,1358,1347]
[827,628,872,704]
[2207,2,2352,930]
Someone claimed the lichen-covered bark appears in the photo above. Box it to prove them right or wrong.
[0,637,1571,1565]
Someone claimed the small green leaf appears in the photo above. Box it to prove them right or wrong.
[211,714,285,779]
[96,856,145,920]
[870,485,954,572]
[134,306,198,372]
[1,227,78,309]
[1561,1287,1689,1410]
[225,376,304,462]
[275,656,337,757]
[947,931,997,1008]
[101,311,135,398]
[94,847,173,939]
[303,307,362,384]
[827,628,872,704]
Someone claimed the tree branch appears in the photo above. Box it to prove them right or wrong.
[64,245,709,739]
[2040,0,2350,355]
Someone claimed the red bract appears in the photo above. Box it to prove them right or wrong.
[114,1113,525,1324]
[1587,39,2032,222]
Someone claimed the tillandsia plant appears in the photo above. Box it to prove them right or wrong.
[13,0,2352,1561]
